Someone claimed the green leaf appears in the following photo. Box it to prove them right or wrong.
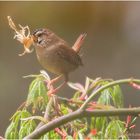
[95,117,108,131]
[19,121,36,138]
[19,120,36,139]
[85,77,91,92]
[18,110,36,138]
[78,132,84,140]
[5,109,36,139]
[20,110,32,118]
[72,91,81,99]
[5,110,23,139]
[131,116,137,125]
[105,120,127,139]
[41,133,49,139]
[65,135,73,139]
[112,85,123,108]
[5,122,18,139]
[47,130,61,139]
[19,126,28,139]
[20,110,32,125]
[10,110,21,121]
[26,76,48,111]
[97,88,112,105]
[61,104,69,115]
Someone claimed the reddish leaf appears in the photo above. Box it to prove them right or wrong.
[0,136,5,140]
[129,124,136,129]
[90,129,97,136]
[126,115,132,127]
[68,82,85,93]
[73,132,77,139]
[54,128,67,139]
[86,107,94,111]
[85,137,91,140]
[129,82,140,90]
[79,94,88,101]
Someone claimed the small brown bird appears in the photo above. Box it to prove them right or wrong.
[32,28,86,93]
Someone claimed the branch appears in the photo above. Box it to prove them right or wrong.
[80,78,140,110]
[24,107,140,139]
[24,78,140,139]
[35,97,54,129]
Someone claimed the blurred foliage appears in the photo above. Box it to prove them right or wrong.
[5,72,137,139]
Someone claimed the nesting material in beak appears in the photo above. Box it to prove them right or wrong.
[7,16,34,56]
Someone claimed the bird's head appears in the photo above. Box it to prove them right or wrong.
[32,28,52,48]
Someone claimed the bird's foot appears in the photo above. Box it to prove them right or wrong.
[48,81,66,96]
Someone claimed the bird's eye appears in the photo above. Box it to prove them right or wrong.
[37,37,43,44]
[36,33,42,37]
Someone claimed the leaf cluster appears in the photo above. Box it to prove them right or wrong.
[5,74,135,139]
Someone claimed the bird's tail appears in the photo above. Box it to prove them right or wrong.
[72,33,87,53]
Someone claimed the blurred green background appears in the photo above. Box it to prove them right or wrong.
[1,1,140,137]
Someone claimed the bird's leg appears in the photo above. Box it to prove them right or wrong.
[46,75,63,89]
[48,81,67,95]
[72,33,87,53]
[48,75,68,95]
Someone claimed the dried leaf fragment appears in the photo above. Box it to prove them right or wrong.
[7,16,33,56]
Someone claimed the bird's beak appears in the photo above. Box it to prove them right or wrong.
[31,35,38,43]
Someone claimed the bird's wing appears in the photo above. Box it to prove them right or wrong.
[56,44,83,66]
